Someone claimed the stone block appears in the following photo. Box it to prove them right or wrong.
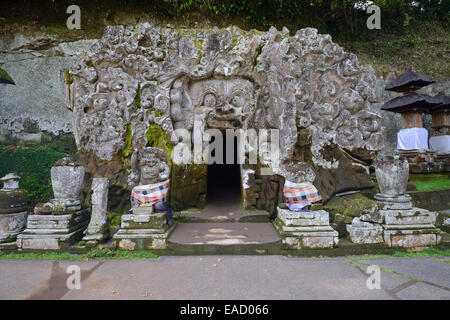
[360,211,384,224]
[380,208,436,225]
[273,207,338,249]
[346,218,383,244]
[0,211,27,243]
[113,229,171,250]
[16,209,90,250]
[112,207,171,250]
[120,212,167,230]
[374,193,412,210]
[383,227,441,248]
[276,207,329,226]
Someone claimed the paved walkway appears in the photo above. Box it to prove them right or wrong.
[0,255,449,300]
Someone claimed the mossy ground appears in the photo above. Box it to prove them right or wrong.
[0,248,158,260]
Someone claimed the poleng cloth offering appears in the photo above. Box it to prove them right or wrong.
[130,180,169,208]
[283,180,322,211]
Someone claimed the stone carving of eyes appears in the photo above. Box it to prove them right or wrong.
[232,95,243,107]
[203,93,216,107]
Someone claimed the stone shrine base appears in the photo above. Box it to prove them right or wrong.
[273,207,339,249]
[0,211,27,250]
[347,193,442,249]
[113,207,173,250]
[16,209,90,251]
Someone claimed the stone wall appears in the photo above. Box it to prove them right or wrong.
[408,188,450,211]
[1,26,448,214]
[1,29,448,150]
[0,32,96,142]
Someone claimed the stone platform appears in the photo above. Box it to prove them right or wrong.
[347,193,442,249]
[17,209,90,251]
[169,222,280,246]
[273,207,339,249]
[113,207,173,250]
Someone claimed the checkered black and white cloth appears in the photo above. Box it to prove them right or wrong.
[283,181,322,211]
[130,180,170,208]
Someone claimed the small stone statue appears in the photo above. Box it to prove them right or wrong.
[128,147,170,188]
[275,161,322,212]
[0,173,21,190]
[127,147,173,226]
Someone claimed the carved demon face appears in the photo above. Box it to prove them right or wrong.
[188,78,255,129]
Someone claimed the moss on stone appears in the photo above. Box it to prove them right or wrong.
[122,123,133,158]
[324,193,378,218]
[63,69,73,86]
[0,66,14,84]
[252,45,262,69]
[145,124,173,165]
[134,83,141,108]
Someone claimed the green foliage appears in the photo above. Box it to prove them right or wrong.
[409,173,450,191]
[107,213,122,229]
[0,145,67,204]
[0,66,14,84]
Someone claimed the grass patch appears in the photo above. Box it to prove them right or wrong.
[349,247,450,259]
[0,248,159,260]
[409,173,450,191]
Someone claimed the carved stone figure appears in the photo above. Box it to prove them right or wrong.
[64,23,385,217]
[128,147,170,188]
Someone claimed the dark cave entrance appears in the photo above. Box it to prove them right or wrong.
[206,134,241,206]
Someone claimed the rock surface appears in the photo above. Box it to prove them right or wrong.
[64,24,389,210]
[0,32,97,139]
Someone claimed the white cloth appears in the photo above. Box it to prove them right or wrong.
[397,128,428,150]
[430,135,450,154]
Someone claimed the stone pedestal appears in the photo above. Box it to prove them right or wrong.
[346,193,441,248]
[17,209,90,251]
[273,207,338,249]
[378,193,441,249]
[82,178,110,246]
[378,194,441,248]
[0,174,28,250]
[113,206,172,250]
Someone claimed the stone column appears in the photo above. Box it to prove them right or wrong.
[82,177,110,246]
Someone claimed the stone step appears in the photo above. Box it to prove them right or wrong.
[168,222,280,246]
[178,208,271,223]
